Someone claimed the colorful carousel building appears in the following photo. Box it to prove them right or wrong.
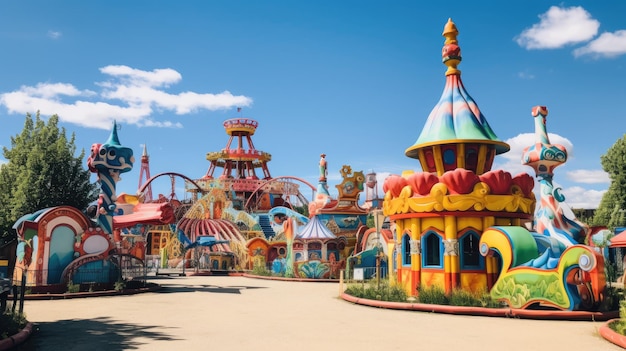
[382,19,607,312]
[383,19,536,296]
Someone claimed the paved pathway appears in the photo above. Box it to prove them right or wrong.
[17,275,621,350]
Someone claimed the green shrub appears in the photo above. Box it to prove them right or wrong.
[114,280,126,292]
[449,288,481,307]
[478,290,503,308]
[447,288,502,308]
[0,310,27,340]
[251,265,272,276]
[345,281,408,302]
[417,285,449,305]
[66,280,80,293]
[346,282,504,308]
[610,300,626,335]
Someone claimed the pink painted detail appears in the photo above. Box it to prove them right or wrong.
[479,170,513,195]
[511,173,535,197]
[383,175,408,197]
[406,172,440,196]
[439,169,479,195]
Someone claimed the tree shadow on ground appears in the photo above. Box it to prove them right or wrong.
[155,284,267,294]
[18,317,180,351]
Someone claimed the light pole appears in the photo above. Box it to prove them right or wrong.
[374,209,386,288]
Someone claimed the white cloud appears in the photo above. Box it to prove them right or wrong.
[0,65,253,129]
[565,169,609,184]
[552,185,606,209]
[516,6,599,49]
[497,132,573,163]
[47,30,61,39]
[493,133,607,208]
[517,71,535,80]
[99,65,181,88]
[573,30,626,58]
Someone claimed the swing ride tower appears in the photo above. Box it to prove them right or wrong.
[190,118,309,212]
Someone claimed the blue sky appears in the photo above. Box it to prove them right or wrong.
[0,1,625,209]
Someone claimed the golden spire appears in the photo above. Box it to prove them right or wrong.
[442,18,461,76]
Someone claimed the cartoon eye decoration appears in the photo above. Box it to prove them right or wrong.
[107,149,117,160]
[99,146,107,156]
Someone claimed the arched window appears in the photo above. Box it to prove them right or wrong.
[402,234,411,266]
[422,232,442,267]
[460,231,483,269]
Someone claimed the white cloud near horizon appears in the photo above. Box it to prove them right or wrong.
[494,132,608,208]
[516,6,599,49]
[0,65,253,129]
[549,185,606,210]
[565,169,610,184]
[356,133,608,209]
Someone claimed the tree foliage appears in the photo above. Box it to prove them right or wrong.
[0,112,98,238]
[592,134,626,229]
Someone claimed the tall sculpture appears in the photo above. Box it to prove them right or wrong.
[522,106,589,246]
[87,121,135,235]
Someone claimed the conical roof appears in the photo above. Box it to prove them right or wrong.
[405,19,509,159]
[296,215,336,240]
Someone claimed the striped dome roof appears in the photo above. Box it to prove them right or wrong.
[296,215,336,240]
[405,19,509,159]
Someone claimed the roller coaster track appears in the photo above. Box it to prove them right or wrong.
[243,176,316,212]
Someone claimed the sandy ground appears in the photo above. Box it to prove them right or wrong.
[16,275,622,351]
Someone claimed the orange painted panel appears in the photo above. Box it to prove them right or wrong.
[420,270,445,289]
[460,273,488,293]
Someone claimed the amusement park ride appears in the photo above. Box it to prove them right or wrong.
[2,18,615,315]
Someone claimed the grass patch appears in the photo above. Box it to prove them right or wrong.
[417,285,449,305]
[344,282,504,308]
[66,280,80,293]
[344,281,408,302]
[251,265,273,276]
[610,300,626,335]
[448,288,502,308]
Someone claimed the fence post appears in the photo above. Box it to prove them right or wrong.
[339,270,344,296]
[19,271,26,315]
[11,285,17,314]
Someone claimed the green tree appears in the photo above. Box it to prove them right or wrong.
[592,134,626,229]
[0,112,98,238]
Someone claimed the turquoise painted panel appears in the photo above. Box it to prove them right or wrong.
[48,226,75,284]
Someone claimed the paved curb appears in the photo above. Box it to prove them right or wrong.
[340,292,619,321]
[599,319,626,349]
[242,273,338,283]
[0,322,34,351]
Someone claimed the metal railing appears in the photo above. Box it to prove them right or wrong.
[9,265,147,288]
